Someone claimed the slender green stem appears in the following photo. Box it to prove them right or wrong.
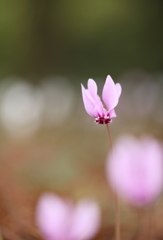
[106,123,120,240]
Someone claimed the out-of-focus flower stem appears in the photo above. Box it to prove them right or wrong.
[135,207,155,240]
[148,207,155,240]
[106,123,120,240]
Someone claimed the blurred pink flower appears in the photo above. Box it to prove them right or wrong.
[81,75,122,124]
[106,135,163,207]
[36,193,101,240]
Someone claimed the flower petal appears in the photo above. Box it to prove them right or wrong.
[87,79,97,97]
[107,135,163,207]
[95,102,105,117]
[70,199,101,240]
[102,75,118,112]
[36,193,70,240]
[87,79,105,116]
[140,137,163,201]
[107,136,144,205]
[109,108,117,118]
[81,84,98,117]
[116,83,122,98]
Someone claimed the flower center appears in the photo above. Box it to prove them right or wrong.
[94,116,112,124]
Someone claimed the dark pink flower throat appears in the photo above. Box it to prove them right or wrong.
[95,116,112,124]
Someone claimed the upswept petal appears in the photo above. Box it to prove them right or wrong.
[36,193,70,240]
[108,109,117,118]
[102,75,118,112]
[94,93,105,117]
[81,84,98,117]
[116,83,122,99]
[94,103,104,117]
[70,200,101,240]
[87,79,97,97]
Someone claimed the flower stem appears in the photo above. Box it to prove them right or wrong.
[106,123,113,149]
[148,207,155,240]
[106,123,120,240]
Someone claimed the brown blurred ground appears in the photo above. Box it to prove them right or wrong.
[0,125,163,240]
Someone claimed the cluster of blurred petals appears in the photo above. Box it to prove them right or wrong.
[107,135,163,207]
[36,193,101,240]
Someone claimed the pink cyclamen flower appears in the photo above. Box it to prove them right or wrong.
[36,193,101,240]
[106,135,163,207]
[81,75,122,124]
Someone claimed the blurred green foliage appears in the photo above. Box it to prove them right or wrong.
[0,0,163,81]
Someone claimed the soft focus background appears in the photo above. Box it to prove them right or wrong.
[0,0,163,239]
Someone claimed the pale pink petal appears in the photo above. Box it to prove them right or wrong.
[81,84,98,117]
[107,136,138,194]
[107,137,148,206]
[95,102,105,117]
[36,193,70,240]
[108,109,117,118]
[116,83,122,98]
[70,200,101,240]
[107,135,163,207]
[102,75,118,112]
[87,79,97,97]
[87,79,105,116]
[140,137,163,201]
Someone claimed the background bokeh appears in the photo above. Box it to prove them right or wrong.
[0,0,163,239]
